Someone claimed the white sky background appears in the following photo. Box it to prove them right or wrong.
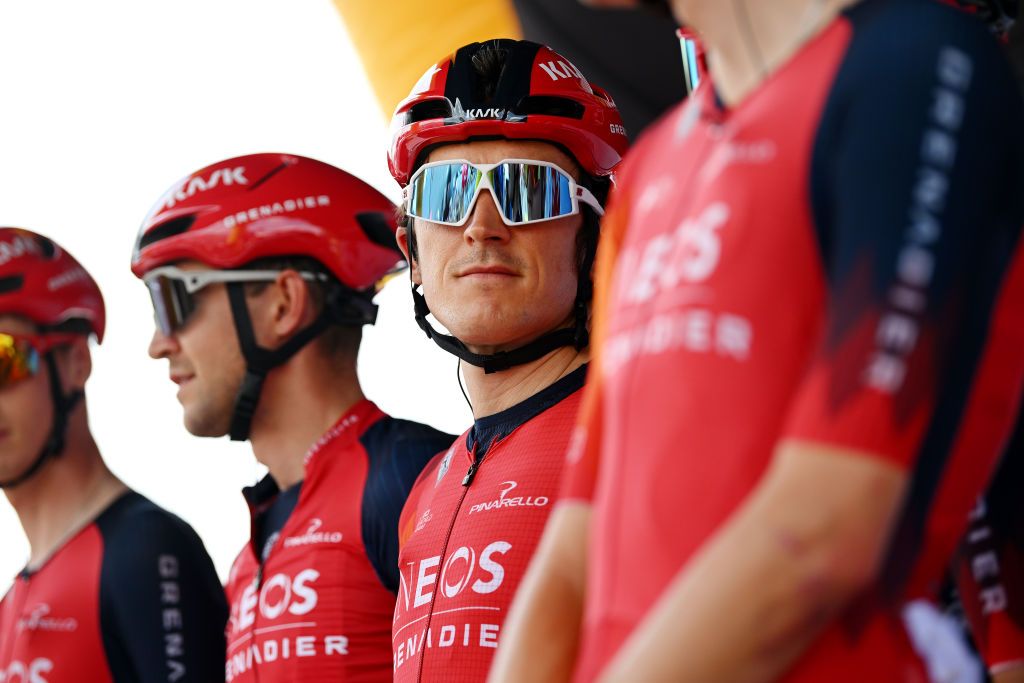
[0,0,472,584]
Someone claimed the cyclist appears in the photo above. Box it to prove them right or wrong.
[387,39,628,682]
[0,228,226,682]
[132,154,454,682]
[492,1,1024,681]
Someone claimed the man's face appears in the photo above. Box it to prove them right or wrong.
[0,316,55,483]
[401,140,585,353]
[147,261,247,437]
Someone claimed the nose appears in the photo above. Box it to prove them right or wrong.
[148,326,179,360]
[463,190,512,246]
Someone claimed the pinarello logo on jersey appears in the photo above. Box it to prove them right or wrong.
[468,481,549,515]
[16,603,77,633]
[282,518,343,548]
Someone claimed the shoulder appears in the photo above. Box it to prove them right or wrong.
[95,491,209,573]
[361,415,457,466]
[836,0,1017,94]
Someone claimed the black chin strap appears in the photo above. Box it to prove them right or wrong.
[411,223,597,374]
[412,287,587,374]
[0,353,82,489]
[225,283,378,441]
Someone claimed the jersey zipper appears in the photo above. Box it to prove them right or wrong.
[414,446,487,682]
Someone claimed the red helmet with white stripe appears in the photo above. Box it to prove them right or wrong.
[131,152,403,290]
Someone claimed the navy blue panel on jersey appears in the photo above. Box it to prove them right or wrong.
[466,364,588,458]
[360,418,456,593]
[96,491,227,682]
[809,0,1024,599]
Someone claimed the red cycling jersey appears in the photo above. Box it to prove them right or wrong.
[955,416,1024,677]
[392,367,585,682]
[563,1,1024,681]
[0,491,226,683]
[224,399,452,682]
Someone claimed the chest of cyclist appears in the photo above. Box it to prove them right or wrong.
[225,442,394,682]
[0,525,112,683]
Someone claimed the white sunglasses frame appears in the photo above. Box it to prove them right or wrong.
[142,265,326,294]
[403,158,605,228]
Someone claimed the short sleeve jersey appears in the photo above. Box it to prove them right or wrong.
[223,399,453,682]
[562,1,1024,681]
[392,366,586,683]
[0,491,227,683]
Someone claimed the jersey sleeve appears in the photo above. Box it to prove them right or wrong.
[361,420,456,594]
[783,6,1024,470]
[560,161,635,503]
[98,502,228,682]
[955,414,1024,675]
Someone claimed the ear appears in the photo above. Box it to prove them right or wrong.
[396,225,422,286]
[269,270,313,340]
[60,336,92,392]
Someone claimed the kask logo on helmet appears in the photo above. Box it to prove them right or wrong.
[156,166,248,212]
[0,234,42,267]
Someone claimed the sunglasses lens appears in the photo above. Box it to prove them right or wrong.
[408,161,577,226]
[147,276,195,335]
[408,163,483,225]
[491,163,574,224]
[0,334,40,388]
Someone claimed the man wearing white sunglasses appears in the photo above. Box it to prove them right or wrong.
[132,153,455,682]
[386,39,628,682]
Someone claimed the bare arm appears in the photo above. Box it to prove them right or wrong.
[598,441,908,683]
[995,668,1024,683]
[488,502,591,683]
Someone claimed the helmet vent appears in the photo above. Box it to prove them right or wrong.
[355,212,401,253]
[408,99,454,124]
[34,236,56,259]
[138,215,197,251]
[0,275,24,294]
[516,96,585,120]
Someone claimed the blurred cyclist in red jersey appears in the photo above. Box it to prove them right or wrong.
[132,154,454,682]
[0,228,226,682]
[492,1,1024,682]
[387,39,627,682]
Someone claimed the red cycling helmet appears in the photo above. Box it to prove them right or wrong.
[0,228,104,488]
[132,153,405,442]
[0,227,105,342]
[388,39,629,186]
[132,152,403,290]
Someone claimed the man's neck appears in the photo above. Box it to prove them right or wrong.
[249,357,365,491]
[5,431,125,570]
[463,345,590,420]
[675,0,851,106]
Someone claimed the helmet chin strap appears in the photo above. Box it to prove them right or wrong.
[0,353,82,490]
[225,282,379,442]
[410,221,597,374]
[411,286,587,374]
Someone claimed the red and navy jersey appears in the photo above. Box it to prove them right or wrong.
[0,491,227,683]
[563,1,1024,681]
[224,399,454,682]
[955,413,1024,677]
[392,366,586,683]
